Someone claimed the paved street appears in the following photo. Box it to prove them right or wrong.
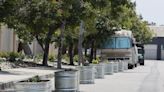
[80,60,164,92]
[1,60,164,92]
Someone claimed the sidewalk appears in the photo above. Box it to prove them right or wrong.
[0,66,61,91]
[0,63,77,90]
[0,67,57,83]
[0,62,76,83]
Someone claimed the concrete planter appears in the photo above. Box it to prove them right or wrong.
[104,62,113,75]
[15,80,51,92]
[113,62,119,73]
[0,82,15,92]
[77,65,95,84]
[92,63,105,79]
[124,61,128,70]
[55,69,79,92]
[118,60,124,72]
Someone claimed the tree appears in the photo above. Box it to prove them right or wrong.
[1,0,153,67]
[3,0,63,66]
[55,0,83,67]
[64,26,79,65]
[83,0,115,62]
[110,0,153,44]
[58,0,96,65]
[0,0,17,23]
[131,19,153,44]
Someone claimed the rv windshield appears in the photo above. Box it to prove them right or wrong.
[102,37,131,49]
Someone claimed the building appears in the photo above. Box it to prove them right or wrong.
[0,25,17,52]
[0,25,57,56]
[144,26,164,60]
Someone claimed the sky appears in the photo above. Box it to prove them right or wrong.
[133,0,164,25]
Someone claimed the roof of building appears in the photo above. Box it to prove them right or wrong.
[149,26,164,37]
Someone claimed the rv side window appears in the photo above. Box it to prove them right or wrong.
[115,37,131,48]
[102,37,131,49]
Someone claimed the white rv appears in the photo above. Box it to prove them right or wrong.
[101,29,138,69]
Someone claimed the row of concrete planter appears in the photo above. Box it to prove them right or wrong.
[79,61,129,83]
[10,61,128,92]
[13,69,78,92]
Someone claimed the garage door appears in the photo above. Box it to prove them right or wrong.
[144,45,157,60]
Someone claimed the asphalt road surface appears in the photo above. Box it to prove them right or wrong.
[80,60,164,92]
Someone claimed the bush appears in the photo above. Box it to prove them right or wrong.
[35,54,43,59]
[48,55,55,62]
[8,52,20,62]
[22,76,42,82]
[73,55,78,62]
[19,54,25,60]
[96,57,100,62]
[0,52,9,59]
[29,76,41,82]
[92,59,99,64]
[0,52,25,62]
[73,55,89,63]
[63,54,69,62]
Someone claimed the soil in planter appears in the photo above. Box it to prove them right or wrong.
[20,76,49,82]
[62,68,78,72]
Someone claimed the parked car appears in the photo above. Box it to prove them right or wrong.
[136,43,145,65]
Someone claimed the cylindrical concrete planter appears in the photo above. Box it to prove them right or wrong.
[104,62,113,75]
[15,80,51,92]
[77,66,95,84]
[118,60,124,72]
[55,69,79,92]
[92,63,105,79]
[124,61,128,70]
[113,61,119,73]
[0,82,15,92]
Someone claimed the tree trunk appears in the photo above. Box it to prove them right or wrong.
[89,40,94,63]
[74,44,78,55]
[78,20,84,65]
[93,47,97,60]
[22,42,33,56]
[84,48,87,57]
[43,43,49,66]
[18,41,23,52]
[57,43,62,69]
[57,21,65,69]
[69,42,74,65]
[42,27,54,66]
[62,45,67,55]
[18,42,33,56]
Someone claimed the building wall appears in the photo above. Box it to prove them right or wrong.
[0,25,18,52]
[144,44,157,60]
[0,25,57,56]
[149,26,164,37]
[31,40,44,55]
[145,26,164,60]
[161,45,164,60]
